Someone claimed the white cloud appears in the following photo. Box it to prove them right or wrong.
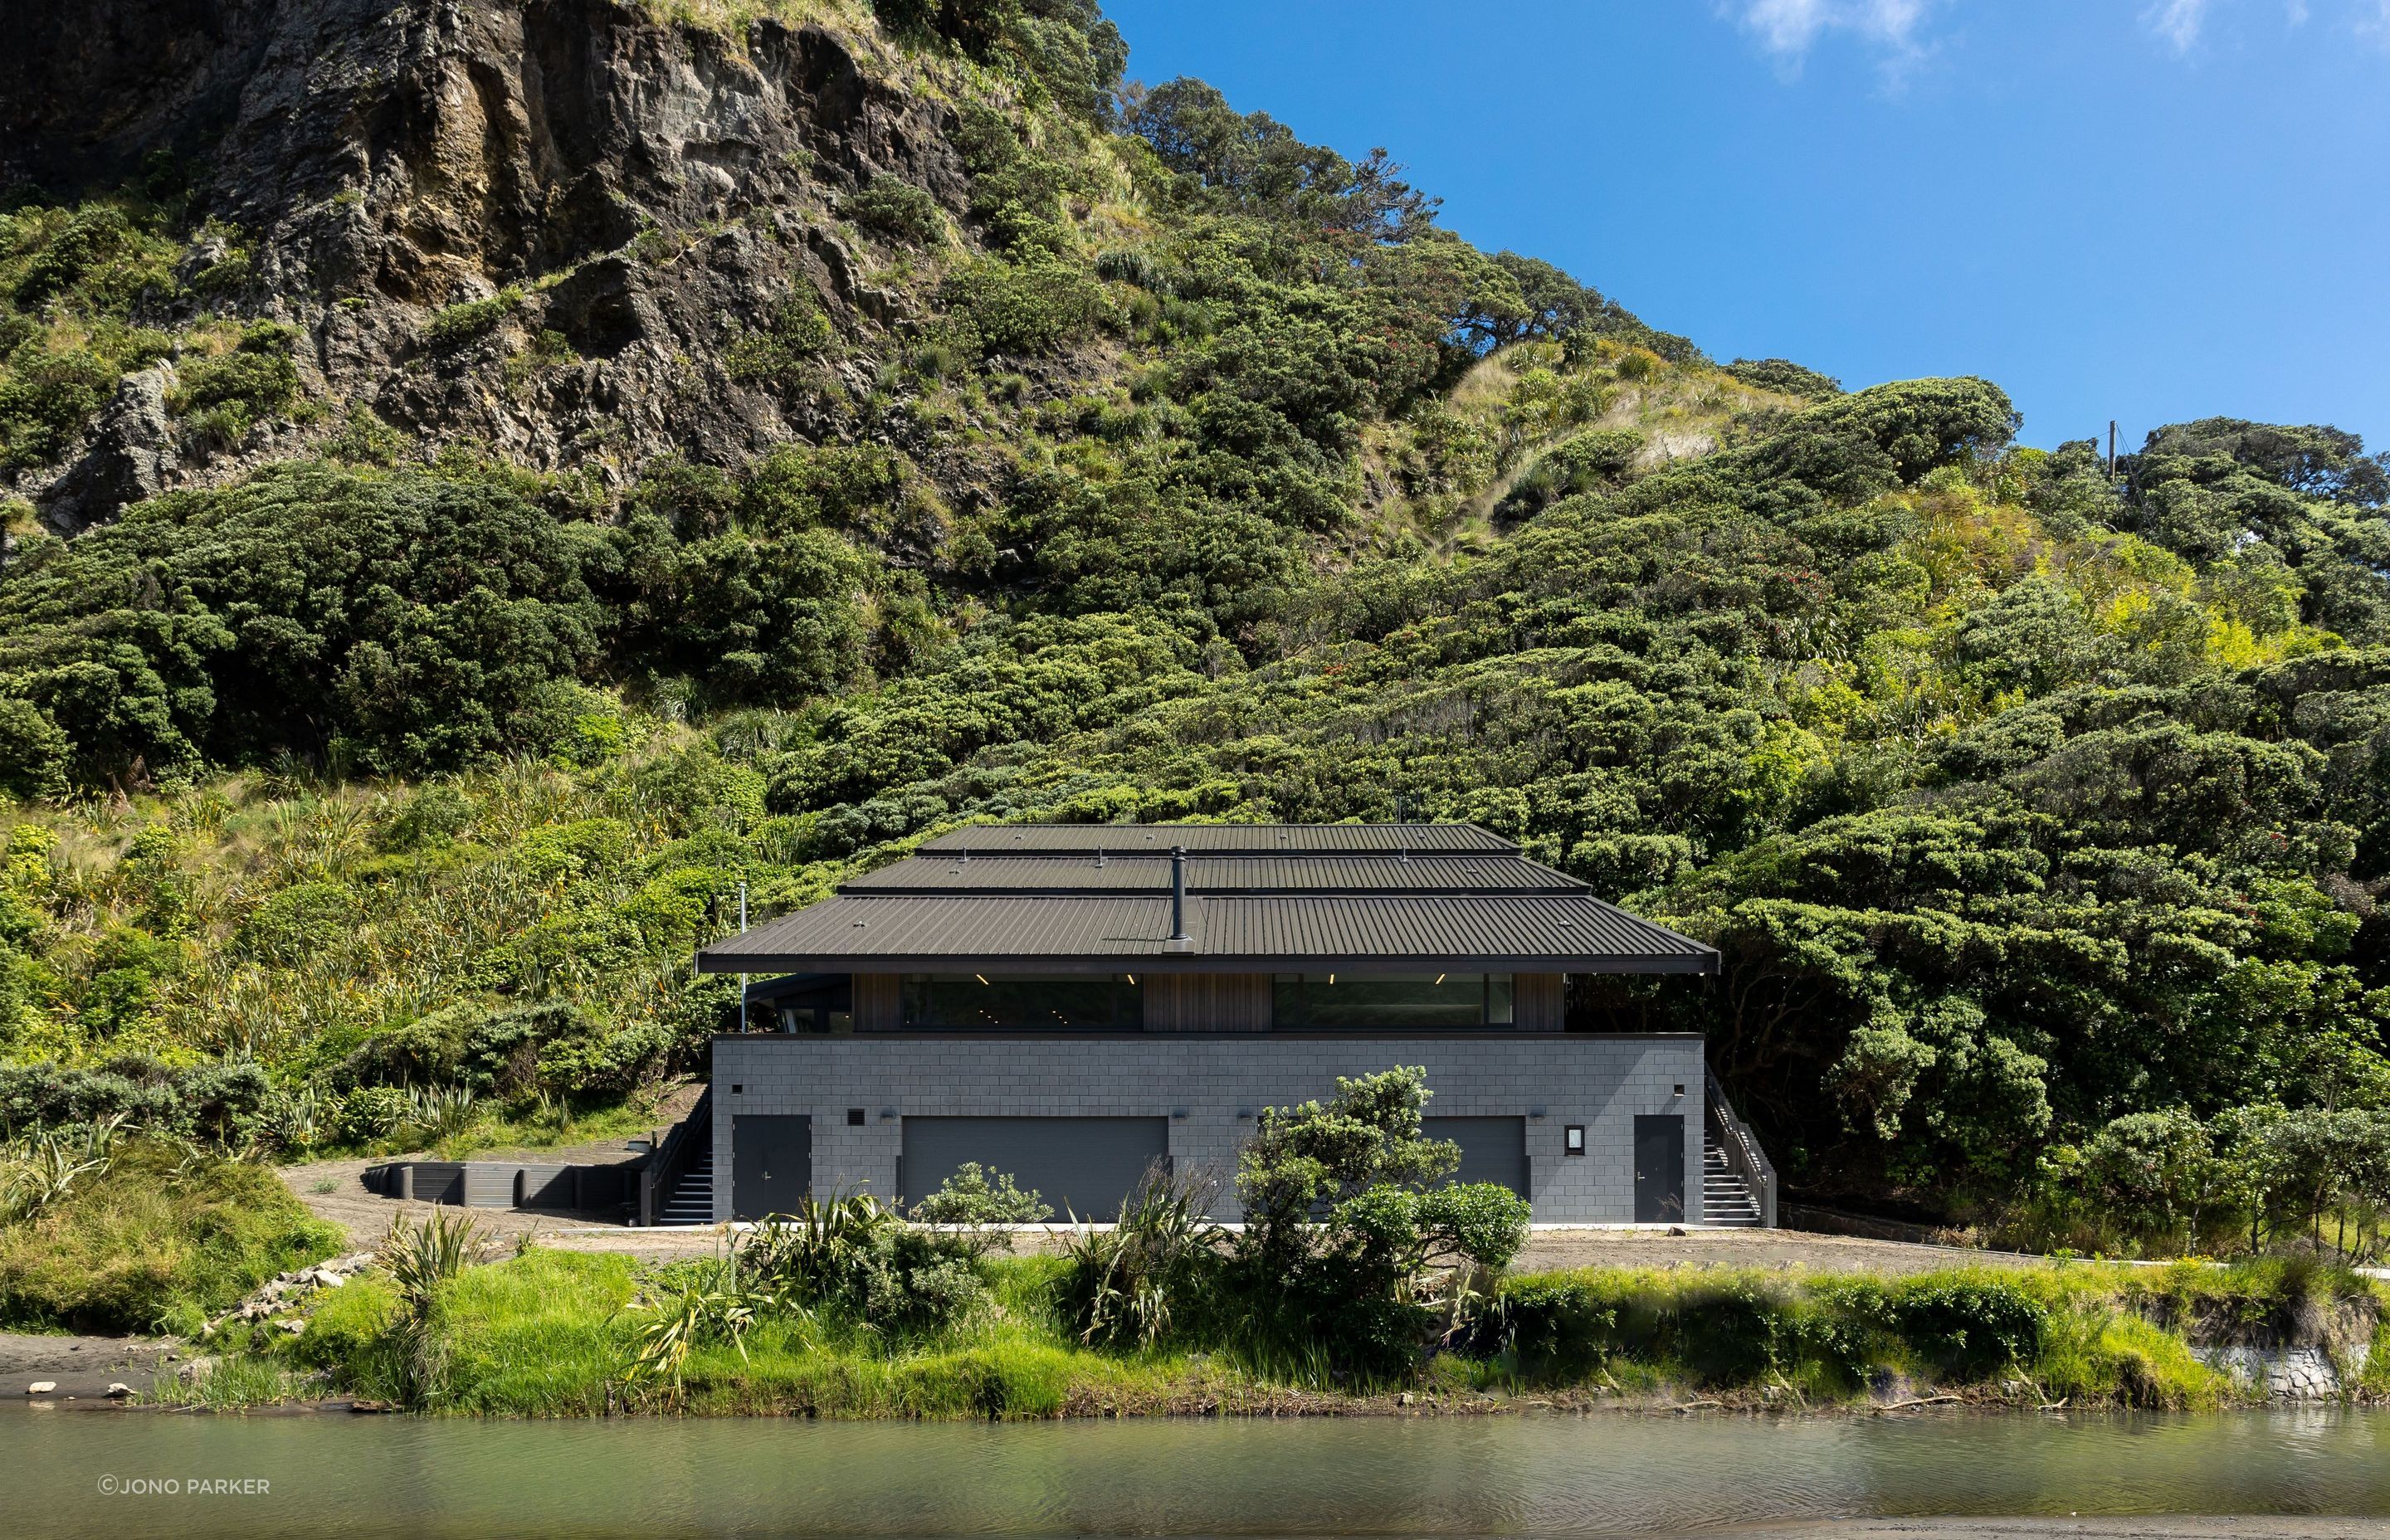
[2144,0,2211,51]
[1732,0,1934,71]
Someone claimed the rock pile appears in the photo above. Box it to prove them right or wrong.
[201,1252,378,1338]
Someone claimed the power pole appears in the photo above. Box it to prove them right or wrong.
[736,880,749,1033]
[2107,420,2118,480]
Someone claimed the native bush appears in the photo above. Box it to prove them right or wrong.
[1226,1066,1530,1377]
[939,258,1114,356]
[746,1191,994,1335]
[841,176,946,246]
[912,1161,1054,1225]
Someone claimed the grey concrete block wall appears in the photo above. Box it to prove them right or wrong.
[710,1035,1708,1226]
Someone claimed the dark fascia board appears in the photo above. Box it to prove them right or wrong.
[697,951,1718,977]
[712,1030,1710,1042]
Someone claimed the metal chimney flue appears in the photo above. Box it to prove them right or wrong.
[1167,846,1192,949]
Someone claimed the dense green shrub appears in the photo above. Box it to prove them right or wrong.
[0,462,606,782]
[841,176,946,246]
[1226,1067,1530,1377]
[0,348,119,469]
[0,1059,273,1146]
[912,1161,1053,1223]
[939,258,1114,356]
[424,287,524,349]
[167,322,299,440]
[1726,357,1843,399]
[746,1192,997,1334]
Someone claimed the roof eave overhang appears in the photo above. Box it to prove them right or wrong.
[696,950,1719,977]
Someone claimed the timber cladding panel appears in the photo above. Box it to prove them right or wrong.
[854,973,902,1030]
[1141,972,1271,1031]
[1517,972,1564,1030]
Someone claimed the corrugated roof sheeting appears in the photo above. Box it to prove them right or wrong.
[841,854,1585,895]
[701,894,1714,973]
[916,823,1515,855]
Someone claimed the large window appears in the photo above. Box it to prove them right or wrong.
[1272,973,1515,1030]
[900,974,1143,1030]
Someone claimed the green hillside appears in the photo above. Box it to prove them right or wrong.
[3,0,2388,1248]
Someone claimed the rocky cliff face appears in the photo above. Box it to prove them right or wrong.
[3,0,986,526]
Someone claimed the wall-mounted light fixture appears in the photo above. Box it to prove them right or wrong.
[879,1109,898,1121]
[1563,1124,1587,1157]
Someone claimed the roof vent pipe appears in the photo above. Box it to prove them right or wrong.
[1168,846,1191,948]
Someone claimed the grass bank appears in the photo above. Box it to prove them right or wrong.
[174,1248,2389,1417]
[0,1140,344,1334]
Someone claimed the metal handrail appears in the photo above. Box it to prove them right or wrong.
[1704,1066,1777,1228]
[637,1084,714,1226]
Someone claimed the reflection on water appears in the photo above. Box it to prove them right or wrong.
[7,1406,2387,1538]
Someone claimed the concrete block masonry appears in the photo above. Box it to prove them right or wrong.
[710,1034,1708,1226]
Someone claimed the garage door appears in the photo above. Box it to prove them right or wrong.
[1424,1116,1529,1196]
[900,1117,1169,1220]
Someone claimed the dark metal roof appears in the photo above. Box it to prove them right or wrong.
[700,894,1714,976]
[841,853,1585,896]
[915,822,1517,856]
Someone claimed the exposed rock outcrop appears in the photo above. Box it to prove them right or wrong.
[5,0,984,524]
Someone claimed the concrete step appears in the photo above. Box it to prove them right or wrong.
[655,1154,715,1227]
[1700,1133,1763,1227]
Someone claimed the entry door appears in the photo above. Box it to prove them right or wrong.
[1632,1114,1685,1223]
[732,1114,812,1221]
[1423,1116,1529,1196]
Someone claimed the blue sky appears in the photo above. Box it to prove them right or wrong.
[1105,0,2390,453]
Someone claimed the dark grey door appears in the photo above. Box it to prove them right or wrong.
[731,1114,812,1221]
[900,1117,1168,1219]
[1633,1114,1685,1223]
[1424,1116,1529,1196]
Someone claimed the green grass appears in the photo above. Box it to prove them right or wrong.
[220,1250,2388,1419]
[0,1141,344,1334]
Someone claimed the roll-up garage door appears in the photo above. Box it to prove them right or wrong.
[1424,1116,1529,1196]
[900,1117,1168,1219]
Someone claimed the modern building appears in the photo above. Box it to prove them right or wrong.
[679,822,1773,1227]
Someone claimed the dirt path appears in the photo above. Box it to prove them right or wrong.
[1511,1226,2052,1276]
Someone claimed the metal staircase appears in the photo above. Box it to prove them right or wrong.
[1702,1068,1777,1228]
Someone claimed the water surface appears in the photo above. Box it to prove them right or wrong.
[7,1406,2386,1537]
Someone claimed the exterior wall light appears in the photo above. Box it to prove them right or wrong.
[1563,1124,1586,1157]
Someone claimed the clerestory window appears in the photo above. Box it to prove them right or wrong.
[900,973,1143,1030]
[1271,972,1514,1030]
